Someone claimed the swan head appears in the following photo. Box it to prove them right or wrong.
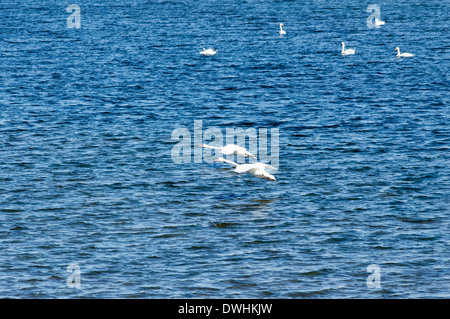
[280,23,284,26]
[214,157,226,163]
[395,47,400,51]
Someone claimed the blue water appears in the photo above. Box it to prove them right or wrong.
[0,0,449,298]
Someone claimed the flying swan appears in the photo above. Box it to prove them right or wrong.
[395,47,414,58]
[341,42,355,56]
[279,23,286,36]
[198,144,257,158]
[214,157,277,182]
[200,48,217,56]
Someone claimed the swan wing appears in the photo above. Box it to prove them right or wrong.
[253,169,277,181]
[244,151,258,159]
[220,144,241,155]
[221,145,256,158]
[260,171,277,181]
[234,164,258,174]
[264,164,277,171]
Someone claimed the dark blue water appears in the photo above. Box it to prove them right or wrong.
[0,0,449,298]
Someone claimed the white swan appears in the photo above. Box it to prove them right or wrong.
[375,18,385,26]
[214,157,277,182]
[341,42,355,56]
[200,48,217,56]
[199,144,257,158]
[375,18,386,26]
[279,23,286,36]
[395,47,414,58]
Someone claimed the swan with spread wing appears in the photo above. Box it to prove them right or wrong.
[214,157,277,182]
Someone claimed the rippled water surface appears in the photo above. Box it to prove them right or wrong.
[0,0,449,298]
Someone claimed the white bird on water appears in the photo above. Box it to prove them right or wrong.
[214,157,277,182]
[375,18,385,26]
[279,23,286,36]
[395,47,414,58]
[200,48,217,56]
[198,144,257,158]
[341,42,355,56]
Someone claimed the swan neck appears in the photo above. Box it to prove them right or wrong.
[222,158,238,166]
[202,144,220,150]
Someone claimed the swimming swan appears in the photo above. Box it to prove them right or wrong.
[395,47,414,58]
[200,48,217,56]
[279,23,286,36]
[199,144,257,158]
[341,42,355,56]
[214,157,277,181]
[375,18,385,26]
